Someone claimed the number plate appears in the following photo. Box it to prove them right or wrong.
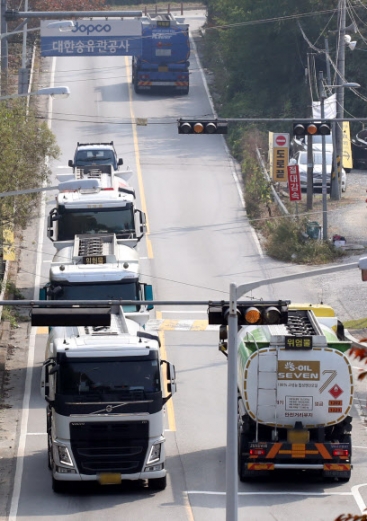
[98,473,122,485]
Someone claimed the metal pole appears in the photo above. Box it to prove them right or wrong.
[1,0,8,94]
[325,36,332,86]
[306,134,313,210]
[319,71,328,241]
[334,0,346,201]
[226,283,238,521]
[18,0,28,95]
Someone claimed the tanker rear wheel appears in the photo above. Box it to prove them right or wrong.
[238,430,251,482]
[133,76,141,94]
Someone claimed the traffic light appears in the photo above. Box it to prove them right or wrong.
[207,300,289,326]
[293,122,331,137]
[177,119,228,134]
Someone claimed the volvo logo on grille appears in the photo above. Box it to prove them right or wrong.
[106,405,113,412]
[72,22,112,35]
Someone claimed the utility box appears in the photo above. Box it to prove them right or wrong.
[306,221,321,240]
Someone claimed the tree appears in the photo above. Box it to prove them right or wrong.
[0,99,60,229]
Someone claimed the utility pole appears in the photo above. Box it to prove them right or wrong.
[1,0,8,95]
[318,71,328,241]
[306,134,313,210]
[18,0,29,95]
[334,0,346,201]
[325,36,340,201]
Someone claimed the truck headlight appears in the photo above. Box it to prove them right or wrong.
[57,445,74,467]
[147,443,161,464]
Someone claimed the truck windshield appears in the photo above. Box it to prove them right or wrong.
[57,207,135,240]
[58,359,161,398]
[48,282,140,312]
[75,150,115,165]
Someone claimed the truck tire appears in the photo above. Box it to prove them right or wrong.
[238,431,250,482]
[52,476,68,494]
[134,76,141,94]
[148,476,167,490]
[338,471,351,483]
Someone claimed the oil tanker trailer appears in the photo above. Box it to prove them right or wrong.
[209,301,353,481]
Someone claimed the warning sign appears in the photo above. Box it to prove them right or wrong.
[329,384,343,399]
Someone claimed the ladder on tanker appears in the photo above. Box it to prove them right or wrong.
[255,342,279,442]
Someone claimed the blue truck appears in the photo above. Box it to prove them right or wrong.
[132,13,190,95]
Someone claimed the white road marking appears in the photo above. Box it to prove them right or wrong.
[9,56,56,521]
[187,491,353,496]
[351,484,367,513]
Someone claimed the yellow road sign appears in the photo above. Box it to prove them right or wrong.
[342,121,353,170]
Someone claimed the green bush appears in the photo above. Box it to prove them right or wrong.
[265,217,345,264]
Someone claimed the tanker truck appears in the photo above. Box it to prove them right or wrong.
[209,301,353,482]
[132,13,190,94]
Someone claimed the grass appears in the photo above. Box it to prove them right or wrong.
[344,318,367,329]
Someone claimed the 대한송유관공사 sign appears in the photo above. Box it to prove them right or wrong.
[40,19,142,57]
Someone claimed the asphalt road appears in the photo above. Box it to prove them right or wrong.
[2,10,367,521]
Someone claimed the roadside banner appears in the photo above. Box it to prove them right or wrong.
[342,122,353,170]
[287,164,302,201]
[312,93,337,119]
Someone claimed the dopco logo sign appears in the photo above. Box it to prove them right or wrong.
[72,22,112,35]
[40,19,142,57]
[278,361,320,380]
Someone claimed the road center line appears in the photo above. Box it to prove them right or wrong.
[124,55,153,259]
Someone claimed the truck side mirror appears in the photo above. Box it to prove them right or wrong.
[41,359,57,400]
[39,286,47,301]
[167,364,177,395]
[161,361,177,404]
[135,210,146,240]
[118,158,123,166]
[144,284,154,310]
[47,213,53,239]
[68,159,74,168]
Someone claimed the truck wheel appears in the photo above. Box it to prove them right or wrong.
[338,472,351,483]
[148,476,167,490]
[52,476,68,494]
[238,431,250,482]
[134,77,140,94]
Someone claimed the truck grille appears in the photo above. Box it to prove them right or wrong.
[70,421,149,475]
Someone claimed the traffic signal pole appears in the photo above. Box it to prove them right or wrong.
[335,0,346,201]
[306,134,313,210]
[319,71,328,241]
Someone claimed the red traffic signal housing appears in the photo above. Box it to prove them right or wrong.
[178,119,228,134]
[293,122,331,136]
